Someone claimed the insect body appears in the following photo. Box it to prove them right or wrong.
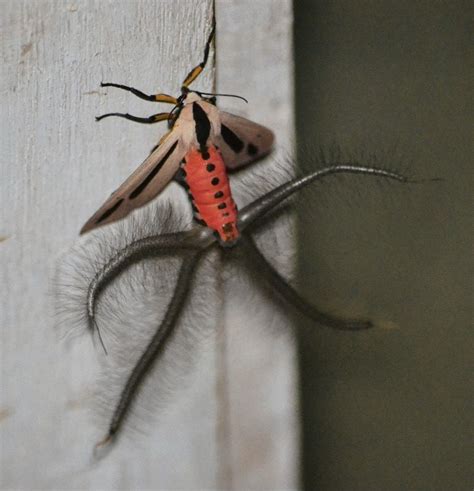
[88,161,409,455]
[72,18,413,456]
[80,23,273,243]
[181,144,239,243]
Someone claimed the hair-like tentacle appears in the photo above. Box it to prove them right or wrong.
[94,250,205,455]
[87,229,215,335]
[238,165,407,231]
[239,234,372,331]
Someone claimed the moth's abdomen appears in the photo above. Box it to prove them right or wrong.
[182,145,239,243]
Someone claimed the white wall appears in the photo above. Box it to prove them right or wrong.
[1,1,297,489]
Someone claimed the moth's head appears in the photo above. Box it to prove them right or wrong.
[178,88,216,107]
[169,89,213,128]
[180,90,202,105]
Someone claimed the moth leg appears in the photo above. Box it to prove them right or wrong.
[238,165,407,232]
[240,234,372,331]
[95,112,170,124]
[100,82,178,104]
[94,252,203,454]
[181,17,215,89]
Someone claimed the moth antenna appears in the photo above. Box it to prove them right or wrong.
[238,165,408,231]
[96,252,203,448]
[239,235,372,331]
[196,91,249,103]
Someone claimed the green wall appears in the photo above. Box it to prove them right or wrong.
[294,1,472,490]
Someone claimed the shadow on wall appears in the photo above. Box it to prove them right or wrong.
[294,1,471,491]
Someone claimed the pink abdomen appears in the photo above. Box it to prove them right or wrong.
[182,145,239,243]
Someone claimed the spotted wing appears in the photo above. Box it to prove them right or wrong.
[216,112,274,170]
[80,130,186,234]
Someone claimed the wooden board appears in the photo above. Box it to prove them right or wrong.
[216,2,298,489]
[0,1,297,489]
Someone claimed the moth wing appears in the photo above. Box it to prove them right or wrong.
[216,111,274,170]
[80,130,186,234]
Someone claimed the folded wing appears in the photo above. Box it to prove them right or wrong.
[216,112,274,170]
[80,131,185,234]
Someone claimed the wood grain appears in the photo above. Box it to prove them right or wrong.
[1,1,296,489]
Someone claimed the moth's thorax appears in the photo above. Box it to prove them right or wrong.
[177,99,221,148]
[181,145,239,244]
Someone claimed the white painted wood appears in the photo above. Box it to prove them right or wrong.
[1,1,297,489]
[216,2,298,489]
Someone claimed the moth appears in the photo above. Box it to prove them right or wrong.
[70,19,412,455]
[80,21,274,244]
[84,159,409,455]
